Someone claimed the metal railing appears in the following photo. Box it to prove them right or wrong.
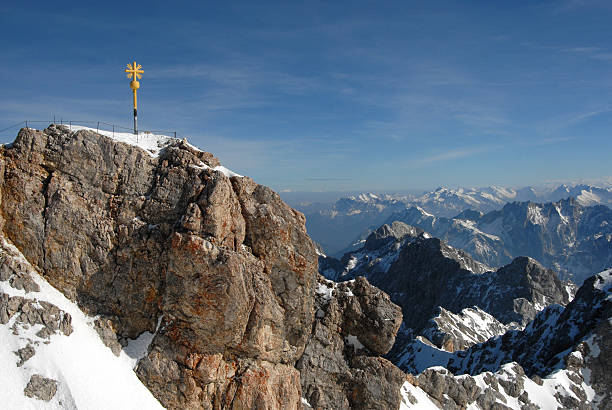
[0,120,182,143]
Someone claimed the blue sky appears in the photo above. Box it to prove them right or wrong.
[1,0,611,193]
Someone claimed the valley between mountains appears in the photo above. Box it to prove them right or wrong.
[0,125,610,409]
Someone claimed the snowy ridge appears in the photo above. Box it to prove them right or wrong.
[410,183,612,217]
[67,125,175,157]
[0,236,163,409]
[398,269,611,409]
[56,125,243,177]
[400,361,596,409]
[422,307,511,352]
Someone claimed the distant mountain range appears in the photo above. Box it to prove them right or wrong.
[386,198,612,284]
[299,183,612,256]
[302,193,407,254]
[320,223,575,331]
[410,183,612,217]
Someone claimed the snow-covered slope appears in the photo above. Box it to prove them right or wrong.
[66,125,175,157]
[0,235,163,409]
[422,307,512,352]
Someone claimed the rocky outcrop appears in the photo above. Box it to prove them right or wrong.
[0,126,321,409]
[1,125,407,409]
[24,374,58,402]
[404,361,593,409]
[378,240,571,333]
[297,275,404,410]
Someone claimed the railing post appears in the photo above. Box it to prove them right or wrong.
[25,120,28,129]
[174,132,177,138]
[97,121,100,133]
[113,124,115,138]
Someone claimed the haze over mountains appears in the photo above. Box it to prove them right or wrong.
[297,184,612,284]
[296,183,612,256]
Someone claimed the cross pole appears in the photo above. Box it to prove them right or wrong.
[125,61,144,135]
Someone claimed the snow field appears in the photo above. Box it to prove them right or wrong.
[0,238,164,410]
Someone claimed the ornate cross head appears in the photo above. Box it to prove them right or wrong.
[125,61,143,80]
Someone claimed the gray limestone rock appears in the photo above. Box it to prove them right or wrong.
[15,344,35,367]
[0,292,72,338]
[94,318,122,357]
[297,274,404,410]
[23,374,57,402]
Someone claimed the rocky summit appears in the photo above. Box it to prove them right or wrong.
[0,125,406,409]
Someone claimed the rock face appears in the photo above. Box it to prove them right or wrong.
[0,125,406,409]
[0,126,319,408]
[296,275,404,410]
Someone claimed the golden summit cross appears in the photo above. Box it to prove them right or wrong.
[125,61,143,80]
[125,61,144,134]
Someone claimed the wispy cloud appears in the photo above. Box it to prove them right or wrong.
[554,0,612,12]
[521,136,577,146]
[561,46,601,53]
[408,145,501,167]
[568,108,612,124]
[305,177,352,181]
[591,53,612,60]
[559,45,612,61]
[151,61,323,96]
[536,107,612,135]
